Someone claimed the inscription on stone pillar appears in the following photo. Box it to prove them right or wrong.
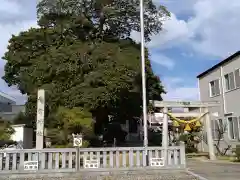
[36,89,45,149]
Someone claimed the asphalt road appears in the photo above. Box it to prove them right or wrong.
[187,159,240,180]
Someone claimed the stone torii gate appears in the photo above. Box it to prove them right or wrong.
[150,100,220,161]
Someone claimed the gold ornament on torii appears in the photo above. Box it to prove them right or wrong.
[166,112,208,131]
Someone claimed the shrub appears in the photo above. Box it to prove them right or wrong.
[179,133,198,153]
[47,107,96,147]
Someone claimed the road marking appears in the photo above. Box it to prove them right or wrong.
[186,169,209,180]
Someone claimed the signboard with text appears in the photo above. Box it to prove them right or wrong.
[150,158,164,167]
[24,161,38,170]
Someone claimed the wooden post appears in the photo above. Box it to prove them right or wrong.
[204,107,216,160]
[76,147,80,171]
[162,107,168,165]
[139,118,143,141]
[36,89,45,149]
[126,120,130,141]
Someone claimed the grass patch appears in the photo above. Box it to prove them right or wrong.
[216,155,240,163]
[217,155,231,160]
[186,152,209,159]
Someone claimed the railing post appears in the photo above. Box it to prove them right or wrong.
[76,147,80,171]
[19,151,25,171]
[180,142,186,168]
[143,148,147,166]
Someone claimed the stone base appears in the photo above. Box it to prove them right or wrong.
[0,169,201,180]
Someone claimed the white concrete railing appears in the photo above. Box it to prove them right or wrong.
[0,145,186,173]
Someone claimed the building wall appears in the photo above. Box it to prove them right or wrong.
[11,125,24,143]
[198,56,240,153]
[198,68,224,117]
[0,102,12,112]
[11,125,33,149]
[222,56,240,114]
[0,105,25,121]
[0,90,25,122]
[0,92,23,121]
[12,105,25,114]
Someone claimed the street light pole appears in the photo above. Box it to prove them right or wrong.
[140,0,148,149]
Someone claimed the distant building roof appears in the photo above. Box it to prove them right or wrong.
[197,51,240,79]
[0,91,16,104]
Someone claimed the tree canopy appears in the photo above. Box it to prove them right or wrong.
[2,0,169,140]
[37,0,170,41]
[0,119,15,141]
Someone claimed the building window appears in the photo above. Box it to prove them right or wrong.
[225,72,235,91]
[228,117,240,140]
[211,119,224,140]
[209,79,220,97]
[234,69,240,88]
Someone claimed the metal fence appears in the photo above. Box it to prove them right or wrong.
[0,145,186,174]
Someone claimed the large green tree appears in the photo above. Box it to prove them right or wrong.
[37,0,170,41]
[2,0,168,134]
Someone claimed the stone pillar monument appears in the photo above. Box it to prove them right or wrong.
[36,89,45,149]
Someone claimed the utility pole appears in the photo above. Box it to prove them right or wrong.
[140,0,148,149]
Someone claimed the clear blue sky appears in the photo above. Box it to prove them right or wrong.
[0,0,239,104]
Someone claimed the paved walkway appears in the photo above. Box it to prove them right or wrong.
[187,159,240,180]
